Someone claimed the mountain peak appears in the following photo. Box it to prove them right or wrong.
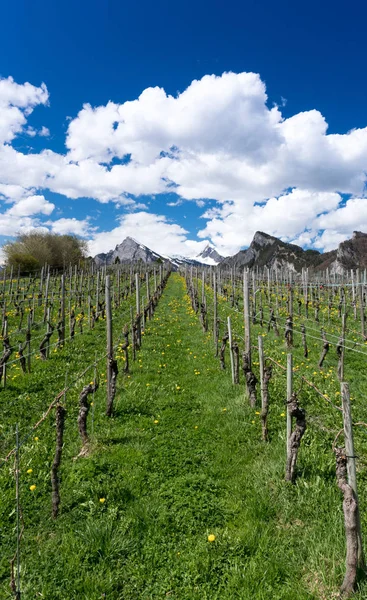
[95,236,163,266]
[196,244,224,265]
[252,231,277,247]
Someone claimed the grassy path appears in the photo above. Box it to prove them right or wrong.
[8,273,359,599]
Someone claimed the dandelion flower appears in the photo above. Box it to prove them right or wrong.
[208,534,216,542]
[99,498,106,503]
[27,468,33,474]
[280,412,285,417]
[29,485,36,491]
[154,420,159,424]
[34,437,39,441]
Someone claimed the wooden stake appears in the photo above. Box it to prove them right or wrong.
[243,268,251,368]
[213,272,218,356]
[106,275,113,416]
[286,353,293,456]
[341,382,365,568]
[227,316,235,384]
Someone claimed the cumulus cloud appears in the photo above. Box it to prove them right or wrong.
[48,217,93,236]
[7,194,55,217]
[0,76,48,144]
[1,72,367,255]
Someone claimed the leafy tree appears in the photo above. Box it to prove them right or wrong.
[114,256,121,264]
[3,232,88,273]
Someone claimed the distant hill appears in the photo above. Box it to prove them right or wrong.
[93,231,367,273]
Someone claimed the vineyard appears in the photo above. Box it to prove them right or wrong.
[1,265,367,599]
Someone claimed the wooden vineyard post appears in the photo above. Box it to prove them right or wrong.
[258,335,265,438]
[341,382,364,568]
[146,272,150,317]
[51,398,66,518]
[358,270,365,339]
[243,268,251,368]
[135,273,141,348]
[227,316,235,384]
[338,314,346,382]
[106,275,114,417]
[2,318,8,388]
[15,423,21,599]
[117,268,120,308]
[60,274,65,346]
[252,270,256,323]
[9,266,13,303]
[43,268,50,323]
[213,272,218,356]
[286,353,292,456]
[96,270,100,319]
[142,296,145,331]
[27,312,31,374]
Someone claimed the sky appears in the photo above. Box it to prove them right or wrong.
[1,0,367,260]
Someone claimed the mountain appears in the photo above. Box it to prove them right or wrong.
[94,231,367,273]
[94,236,164,266]
[195,244,224,265]
[94,237,221,269]
[316,231,367,273]
[220,231,322,271]
[168,255,208,269]
[221,231,367,273]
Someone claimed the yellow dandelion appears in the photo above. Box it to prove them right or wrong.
[208,534,216,542]
[154,419,159,424]
[27,468,33,474]
[99,498,106,503]
[29,485,36,491]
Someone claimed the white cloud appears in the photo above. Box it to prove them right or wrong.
[88,211,209,257]
[0,193,55,238]
[0,72,367,256]
[8,194,55,217]
[0,76,48,144]
[39,126,50,137]
[48,217,93,237]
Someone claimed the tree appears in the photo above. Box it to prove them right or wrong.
[114,256,121,264]
[3,232,88,273]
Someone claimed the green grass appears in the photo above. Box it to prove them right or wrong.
[1,273,366,598]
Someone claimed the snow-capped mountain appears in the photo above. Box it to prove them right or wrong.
[195,244,224,265]
[94,237,223,268]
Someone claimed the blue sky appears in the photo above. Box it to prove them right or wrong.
[1,0,367,258]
